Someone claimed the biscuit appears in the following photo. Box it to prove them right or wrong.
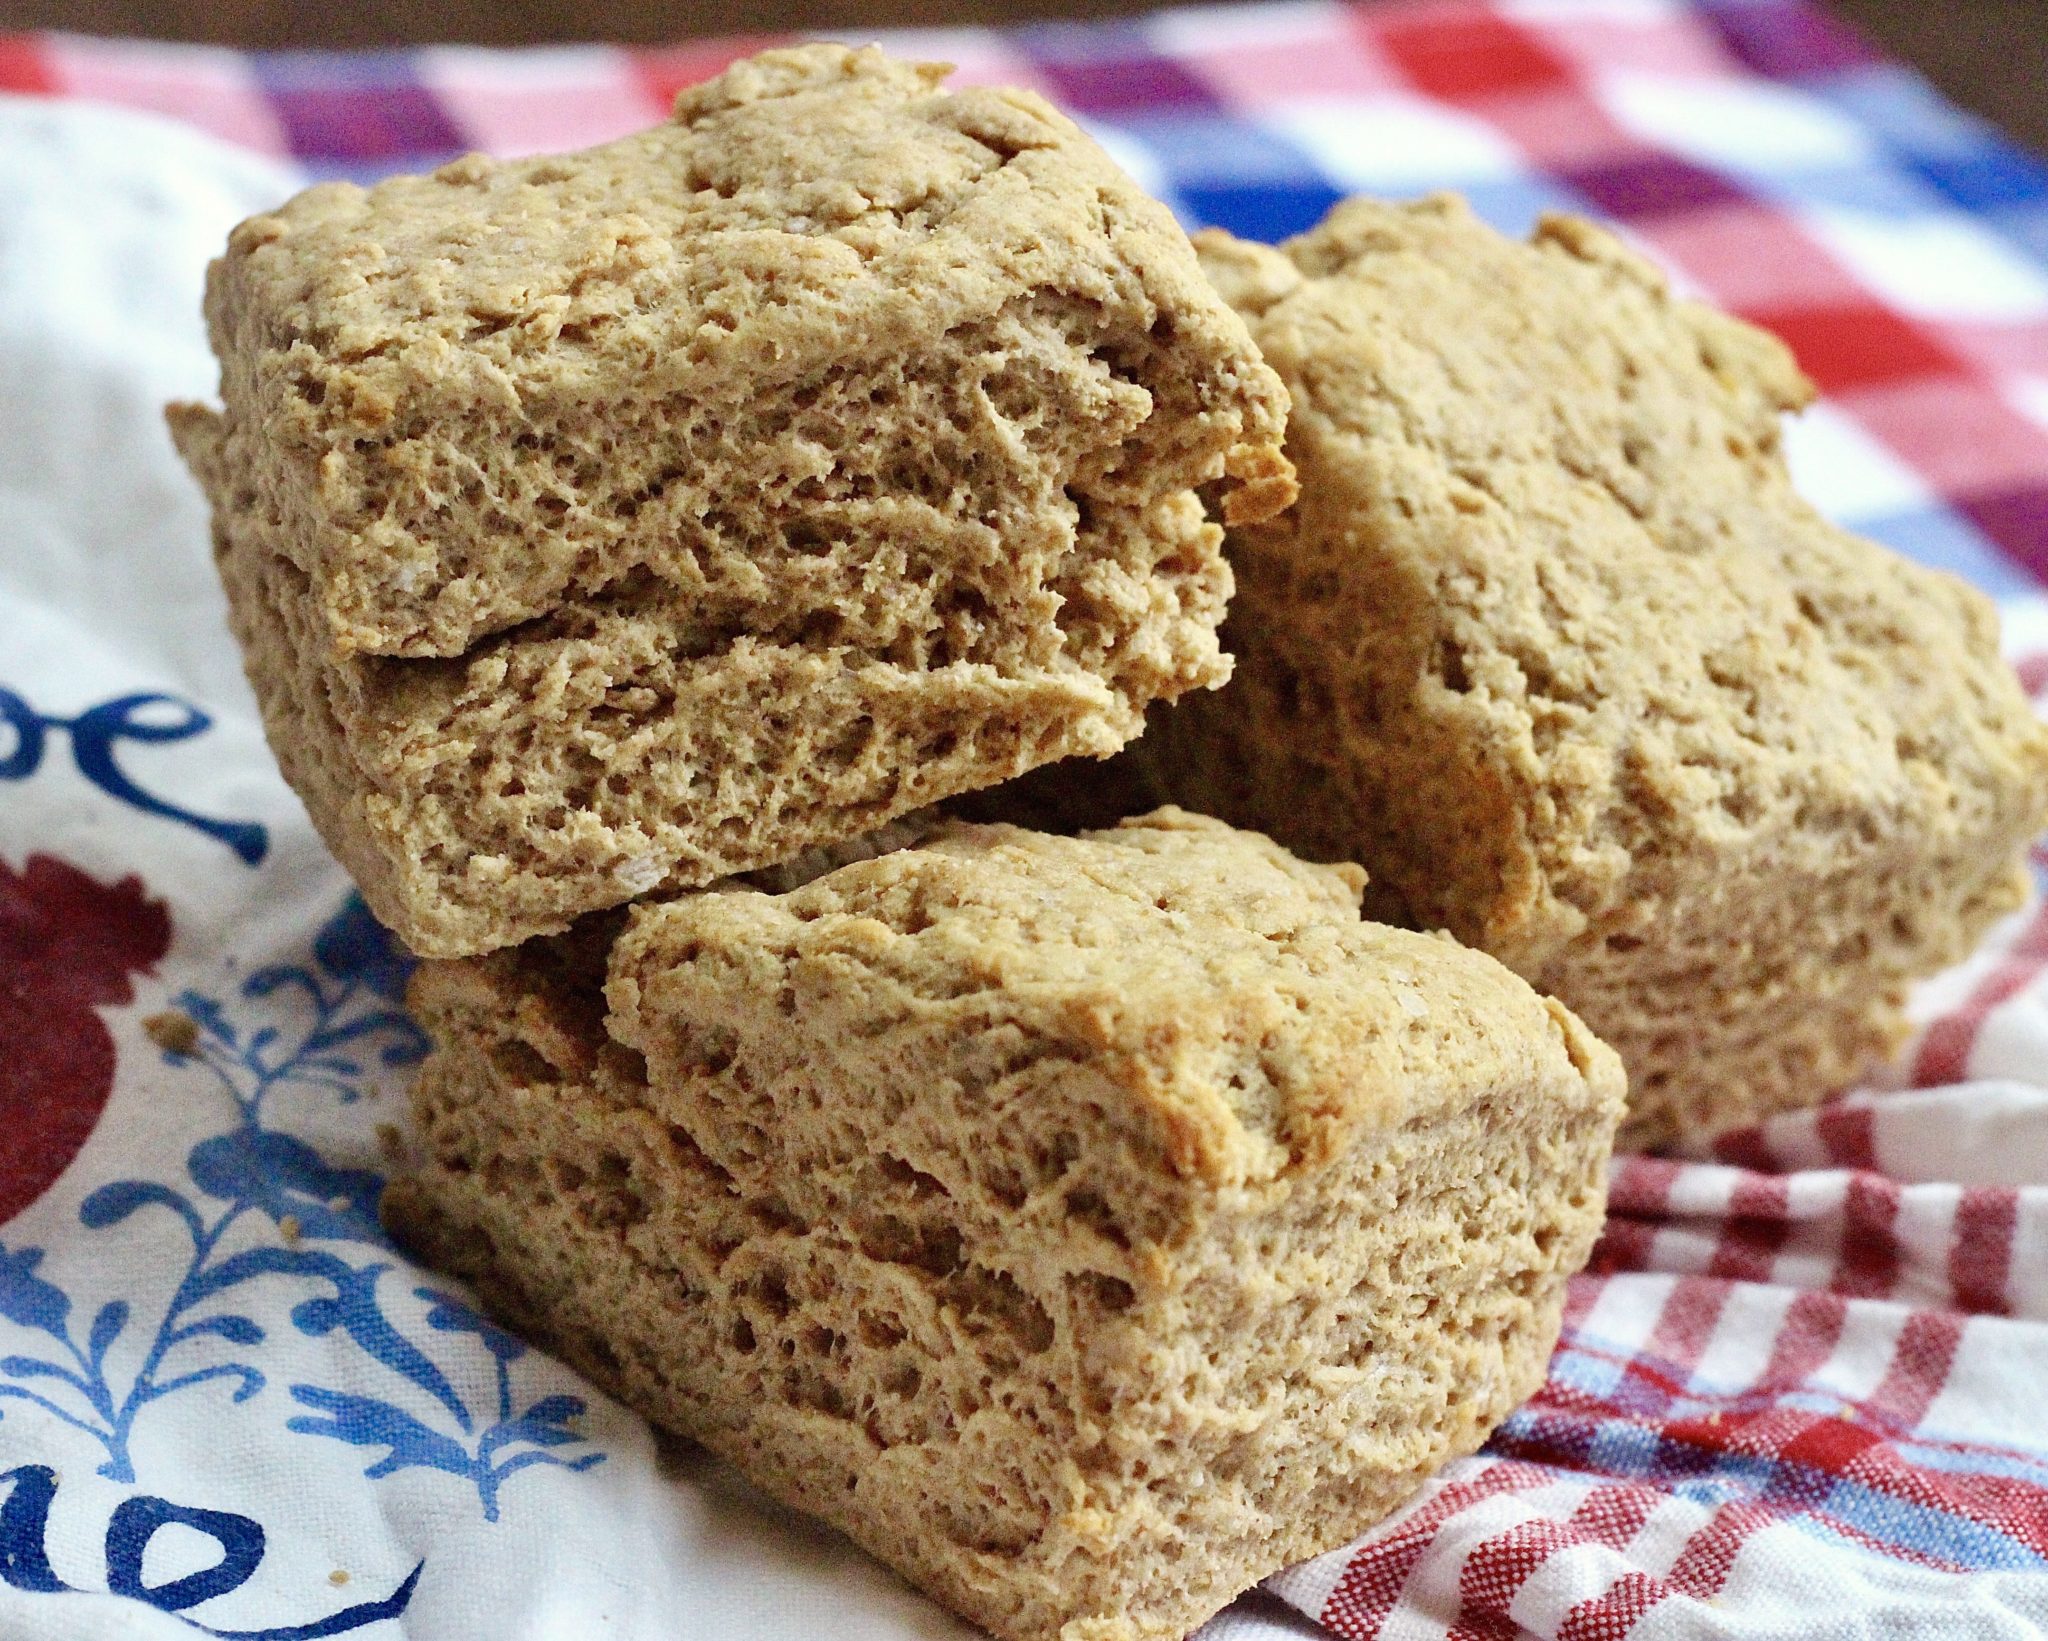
[1142,196,2048,1148]
[385,808,1624,1640]
[171,44,1297,955]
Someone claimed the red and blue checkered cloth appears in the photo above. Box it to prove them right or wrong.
[6,3,2046,1636]
[7,0,2048,600]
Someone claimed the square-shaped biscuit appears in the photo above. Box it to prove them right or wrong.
[170,44,1294,956]
[385,809,1624,1641]
[1152,196,2048,1148]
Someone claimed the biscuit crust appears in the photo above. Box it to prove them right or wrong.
[186,43,1291,660]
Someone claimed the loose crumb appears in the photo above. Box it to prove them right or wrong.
[143,1010,201,1057]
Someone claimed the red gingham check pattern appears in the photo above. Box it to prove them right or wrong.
[3,4,2045,1636]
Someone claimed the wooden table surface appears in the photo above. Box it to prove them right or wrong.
[0,0,2041,157]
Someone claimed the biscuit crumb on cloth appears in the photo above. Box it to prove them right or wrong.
[142,1008,201,1057]
[169,43,1295,959]
[385,808,1623,1641]
[1100,193,2048,1150]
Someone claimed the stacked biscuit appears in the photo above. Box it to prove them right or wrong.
[1051,199,2048,1150]
[173,44,2045,1641]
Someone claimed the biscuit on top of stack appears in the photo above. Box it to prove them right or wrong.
[172,41,2044,1641]
[171,42,1293,958]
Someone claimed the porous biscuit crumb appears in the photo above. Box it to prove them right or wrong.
[189,415,1240,957]
[386,809,1624,1641]
[171,44,1296,957]
[1146,195,2048,1148]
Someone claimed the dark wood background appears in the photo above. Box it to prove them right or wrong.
[0,0,2041,155]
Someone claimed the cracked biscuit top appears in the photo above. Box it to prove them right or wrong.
[608,806,1619,1190]
[192,43,1294,660]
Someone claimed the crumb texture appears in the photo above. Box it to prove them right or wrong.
[171,43,1300,957]
[1147,196,2048,1148]
[386,810,1623,1640]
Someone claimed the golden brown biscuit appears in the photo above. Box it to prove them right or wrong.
[1138,195,2048,1149]
[171,44,1297,956]
[386,809,1624,1641]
